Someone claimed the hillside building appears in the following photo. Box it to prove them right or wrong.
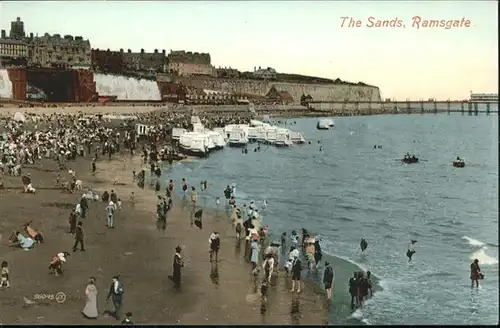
[253,66,277,80]
[167,50,215,76]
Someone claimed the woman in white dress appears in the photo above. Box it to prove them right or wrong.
[82,277,98,319]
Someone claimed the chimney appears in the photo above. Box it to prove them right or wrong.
[154,49,158,54]
[140,48,144,54]
[162,49,166,55]
[30,32,34,39]
[1,30,5,38]
[128,49,131,53]
[120,48,123,53]
[254,66,256,72]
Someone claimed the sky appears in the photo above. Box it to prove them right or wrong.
[0,1,497,100]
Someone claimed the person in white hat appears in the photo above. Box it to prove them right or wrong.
[48,252,70,276]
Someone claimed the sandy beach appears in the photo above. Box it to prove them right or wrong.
[0,150,329,324]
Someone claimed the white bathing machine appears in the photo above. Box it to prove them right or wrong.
[206,130,226,150]
[225,124,249,147]
[275,128,293,147]
[136,124,151,141]
[179,132,210,157]
[326,118,334,127]
[228,129,248,147]
[316,119,330,130]
[290,131,306,144]
[172,127,187,140]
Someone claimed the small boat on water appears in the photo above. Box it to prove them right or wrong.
[401,157,419,164]
[316,119,330,130]
[453,161,465,168]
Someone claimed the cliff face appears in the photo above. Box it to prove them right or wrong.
[177,76,381,104]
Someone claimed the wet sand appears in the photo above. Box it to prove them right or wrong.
[0,153,329,324]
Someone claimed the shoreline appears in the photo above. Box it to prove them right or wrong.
[159,155,384,325]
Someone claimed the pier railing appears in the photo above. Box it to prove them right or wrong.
[305,100,498,115]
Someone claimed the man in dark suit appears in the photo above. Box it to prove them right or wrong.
[72,221,85,252]
[80,196,89,219]
[106,275,124,320]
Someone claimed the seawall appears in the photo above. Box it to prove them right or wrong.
[177,76,382,104]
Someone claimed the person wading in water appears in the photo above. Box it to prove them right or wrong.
[348,272,359,310]
[470,259,482,289]
[323,261,335,300]
[406,240,417,262]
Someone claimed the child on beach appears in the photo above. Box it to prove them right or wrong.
[1,261,10,288]
[129,192,135,206]
[215,197,220,208]
[117,198,122,210]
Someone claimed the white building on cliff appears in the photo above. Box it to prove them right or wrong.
[252,66,277,80]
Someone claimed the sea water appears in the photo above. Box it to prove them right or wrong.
[163,114,498,325]
[94,73,161,100]
[0,69,13,99]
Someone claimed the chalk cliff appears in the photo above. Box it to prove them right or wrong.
[176,76,381,104]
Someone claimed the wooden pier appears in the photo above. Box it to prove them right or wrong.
[306,100,498,116]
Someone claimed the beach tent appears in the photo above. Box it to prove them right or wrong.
[13,112,26,123]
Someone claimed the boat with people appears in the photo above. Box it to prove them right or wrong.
[401,153,419,164]
[453,157,465,167]
[316,119,331,130]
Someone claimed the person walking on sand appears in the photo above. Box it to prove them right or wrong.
[250,238,260,269]
[290,255,302,293]
[73,221,85,252]
[209,231,220,262]
[263,253,275,283]
[106,200,116,228]
[110,190,118,203]
[190,187,197,226]
[82,277,98,319]
[106,276,124,320]
[80,195,89,219]
[1,261,10,288]
[169,246,184,291]
[323,261,335,300]
[69,209,77,234]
